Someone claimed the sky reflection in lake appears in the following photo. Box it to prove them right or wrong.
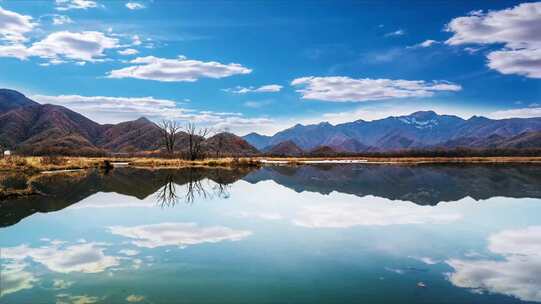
[1,165,541,304]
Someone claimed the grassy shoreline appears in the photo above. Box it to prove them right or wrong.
[1,156,541,173]
[0,156,262,173]
[1,155,540,199]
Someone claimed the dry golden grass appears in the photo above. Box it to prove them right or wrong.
[0,156,106,173]
[0,156,261,172]
[1,155,540,173]
[128,157,261,169]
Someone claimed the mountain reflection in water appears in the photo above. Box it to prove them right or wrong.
[2,164,541,228]
[245,164,541,205]
[0,167,252,228]
[1,164,541,304]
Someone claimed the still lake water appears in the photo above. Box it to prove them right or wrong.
[1,164,541,304]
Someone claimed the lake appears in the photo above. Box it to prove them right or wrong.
[1,164,541,304]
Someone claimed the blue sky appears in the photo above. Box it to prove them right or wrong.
[0,0,540,135]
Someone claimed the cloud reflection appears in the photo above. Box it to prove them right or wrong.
[2,242,119,274]
[293,197,462,228]
[0,261,36,297]
[109,222,252,248]
[56,294,100,304]
[447,226,541,302]
[126,294,145,302]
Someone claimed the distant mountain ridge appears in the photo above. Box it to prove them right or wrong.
[0,89,257,155]
[2,88,541,155]
[244,110,541,152]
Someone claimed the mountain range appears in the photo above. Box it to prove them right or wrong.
[244,110,541,153]
[0,89,257,156]
[1,88,541,156]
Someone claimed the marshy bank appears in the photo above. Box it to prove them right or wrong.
[1,156,541,175]
[0,156,262,174]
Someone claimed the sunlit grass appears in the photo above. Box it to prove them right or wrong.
[0,155,540,173]
[0,156,262,172]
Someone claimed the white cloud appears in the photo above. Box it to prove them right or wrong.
[419,39,438,47]
[126,295,145,302]
[243,99,273,108]
[0,261,36,297]
[224,84,283,94]
[445,2,541,78]
[52,15,74,25]
[488,226,541,256]
[126,2,145,10]
[55,0,99,11]
[53,279,74,290]
[109,222,252,248]
[414,257,439,265]
[0,43,31,60]
[487,48,541,78]
[464,46,483,54]
[131,35,142,46]
[446,3,541,49]
[385,29,405,37]
[231,211,284,220]
[489,107,541,119]
[447,226,541,302]
[56,294,100,304]
[32,94,185,122]
[409,39,439,48]
[0,31,119,64]
[30,31,118,62]
[118,249,139,256]
[1,241,119,273]
[291,76,462,102]
[30,94,274,133]
[107,55,252,82]
[132,258,143,269]
[385,267,405,274]
[0,6,36,43]
[118,48,139,56]
[293,197,462,228]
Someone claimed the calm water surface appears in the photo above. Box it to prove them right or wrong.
[1,164,541,304]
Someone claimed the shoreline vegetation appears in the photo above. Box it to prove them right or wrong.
[1,155,541,200]
[1,156,541,174]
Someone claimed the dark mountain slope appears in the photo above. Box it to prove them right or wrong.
[98,117,162,152]
[0,89,39,113]
[203,132,259,156]
[0,90,166,154]
[497,131,541,149]
[265,140,304,156]
[0,104,104,153]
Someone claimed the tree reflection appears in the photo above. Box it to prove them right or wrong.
[155,170,232,207]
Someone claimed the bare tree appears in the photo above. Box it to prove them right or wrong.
[184,122,210,160]
[212,181,231,199]
[155,171,211,207]
[159,120,180,155]
[184,177,209,204]
[155,175,179,207]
